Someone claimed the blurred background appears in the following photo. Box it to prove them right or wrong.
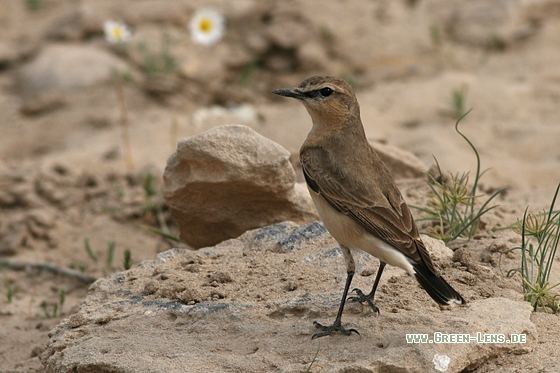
[2,0,560,193]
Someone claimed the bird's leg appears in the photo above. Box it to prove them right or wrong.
[312,245,359,339]
[348,261,386,314]
[312,270,359,339]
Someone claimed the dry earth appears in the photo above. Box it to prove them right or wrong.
[1,0,560,372]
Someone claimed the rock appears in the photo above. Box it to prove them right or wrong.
[19,92,66,116]
[420,234,454,270]
[27,209,57,229]
[242,220,329,253]
[18,44,129,97]
[371,141,428,179]
[0,189,17,208]
[0,224,26,256]
[266,13,311,50]
[0,41,22,67]
[46,10,86,41]
[42,222,535,373]
[179,43,230,83]
[428,0,540,48]
[163,125,318,248]
[0,28,39,68]
[142,74,181,96]
[298,41,331,71]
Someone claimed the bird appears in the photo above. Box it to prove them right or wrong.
[272,76,465,339]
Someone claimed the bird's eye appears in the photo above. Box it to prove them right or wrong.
[319,87,333,97]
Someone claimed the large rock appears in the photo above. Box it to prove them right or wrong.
[371,141,428,179]
[428,0,539,48]
[163,125,318,248]
[41,222,535,373]
[18,43,129,96]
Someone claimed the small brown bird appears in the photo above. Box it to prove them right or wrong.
[273,76,464,339]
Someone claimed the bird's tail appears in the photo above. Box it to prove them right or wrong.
[413,263,465,305]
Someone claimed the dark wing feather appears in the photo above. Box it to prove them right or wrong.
[301,146,438,275]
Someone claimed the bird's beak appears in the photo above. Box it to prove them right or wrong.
[272,87,306,100]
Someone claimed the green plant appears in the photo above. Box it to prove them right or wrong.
[59,288,66,313]
[114,77,134,171]
[506,184,560,313]
[141,170,184,245]
[123,249,133,270]
[440,87,467,120]
[305,341,321,373]
[25,0,45,11]
[80,238,123,273]
[106,241,116,271]
[68,262,89,272]
[6,282,17,303]
[120,70,135,83]
[142,171,173,240]
[143,50,176,75]
[411,111,503,242]
[116,185,125,200]
[320,25,335,43]
[340,73,357,89]
[137,33,178,76]
[150,228,185,243]
[239,60,258,88]
[41,288,65,318]
[430,23,442,49]
[142,171,158,201]
[84,237,98,262]
[488,34,506,51]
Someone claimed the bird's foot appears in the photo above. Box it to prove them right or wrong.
[311,320,359,339]
[348,288,380,314]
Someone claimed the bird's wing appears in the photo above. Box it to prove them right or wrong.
[301,146,437,274]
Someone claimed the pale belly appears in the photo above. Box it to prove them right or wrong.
[309,188,415,276]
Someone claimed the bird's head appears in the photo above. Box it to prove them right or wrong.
[273,76,360,129]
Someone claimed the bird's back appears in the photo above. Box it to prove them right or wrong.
[301,125,440,275]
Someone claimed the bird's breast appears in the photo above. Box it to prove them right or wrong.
[308,187,364,247]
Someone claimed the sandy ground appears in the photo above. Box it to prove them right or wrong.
[1,0,559,372]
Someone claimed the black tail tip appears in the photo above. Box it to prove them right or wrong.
[413,263,465,306]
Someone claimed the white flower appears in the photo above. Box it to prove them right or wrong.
[189,8,225,46]
[104,20,131,44]
[433,354,451,372]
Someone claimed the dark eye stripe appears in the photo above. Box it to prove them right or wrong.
[303,90,320,98]
[304,88,335,98]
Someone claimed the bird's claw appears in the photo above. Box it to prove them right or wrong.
[311,320,360,339]
[347,288,380,314]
